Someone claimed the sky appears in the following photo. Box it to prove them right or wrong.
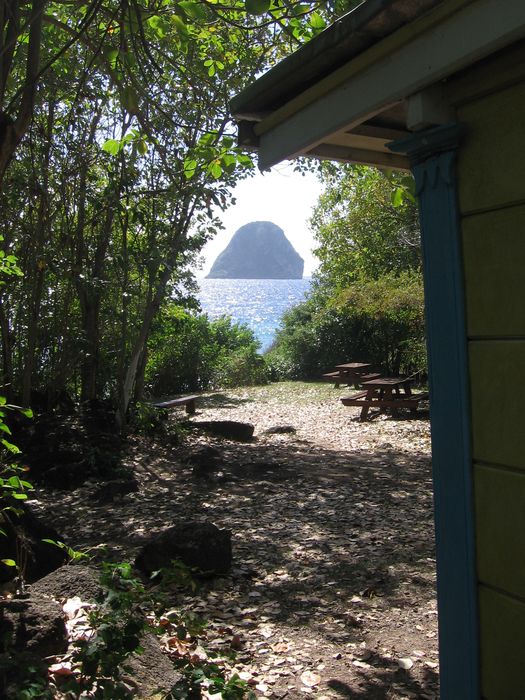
[196,162,324,278]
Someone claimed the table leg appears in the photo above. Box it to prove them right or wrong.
[360,404,370,421]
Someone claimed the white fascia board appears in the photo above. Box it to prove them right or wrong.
[256,0,525,170]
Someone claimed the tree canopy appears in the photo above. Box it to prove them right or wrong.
[0,0,357,424]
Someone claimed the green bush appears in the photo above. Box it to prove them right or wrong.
[145,305,268,396]
[266,271,426,380]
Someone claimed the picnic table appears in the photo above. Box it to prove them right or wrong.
[321,361,379,388]
[341,376,428,420]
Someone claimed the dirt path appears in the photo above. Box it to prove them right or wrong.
[36,382,438,699]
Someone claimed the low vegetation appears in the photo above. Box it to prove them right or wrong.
[146,308,268,397]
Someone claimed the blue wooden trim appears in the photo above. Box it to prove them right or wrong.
[390,124,479,699]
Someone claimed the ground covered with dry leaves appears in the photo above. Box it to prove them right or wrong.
[36,381,438,699]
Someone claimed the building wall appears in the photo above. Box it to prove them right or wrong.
[451,45,525,699]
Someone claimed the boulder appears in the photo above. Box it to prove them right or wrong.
[90,478,139,504]
[135,521,232,576]
[0,594,68,657]
[0,504,67,583]
[207,221,304,279]
[122,632,182,697]
[192,420,254,441]
[263,425,297,434]
[30,565,102,602]
[186,445,224,476]
[44,459,91,489]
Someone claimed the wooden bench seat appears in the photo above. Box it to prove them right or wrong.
[152,395,199,415]
[358,372,381,383]
[321,371,348,387]
[341,391,429,420]
[321,371,341,380]
[340,391,369,405]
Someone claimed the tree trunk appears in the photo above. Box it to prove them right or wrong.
[78,295,101,403]
[116,264,174,430]
[21,99,54,406]
[133,343,149,403]
[0,0,44,188]
[0,298,14,400]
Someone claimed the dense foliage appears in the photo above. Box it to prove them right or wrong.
[267,165,426,379]
[146,306,267,396]
[0,0,353,427]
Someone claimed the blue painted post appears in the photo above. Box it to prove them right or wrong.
[389,124,479,699]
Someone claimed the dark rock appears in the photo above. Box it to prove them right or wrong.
[45,459,91,489]
[192,420,254,441]
[263,425,297,434]
[135,521,232,576]
[186,445,223,466]
[91,478,139,503]
[122,632,182,697]
[50,447,86,466]
[207,221,304,279]
[31,565,102,602]
[0,504,67,583]
[186,445,224,476]
[0,594,68,657]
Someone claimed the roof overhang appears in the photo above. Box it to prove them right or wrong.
[232,0,525,171]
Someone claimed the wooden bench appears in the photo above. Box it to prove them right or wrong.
[321,371,347,387]
[341,391,429,420]
[152,395,199,415]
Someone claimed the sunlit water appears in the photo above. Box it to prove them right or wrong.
[197,278,312,352]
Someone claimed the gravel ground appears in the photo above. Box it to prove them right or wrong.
[37,381,438,699]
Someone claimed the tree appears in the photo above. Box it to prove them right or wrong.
[310,163,420,290]
[0,0,338,425]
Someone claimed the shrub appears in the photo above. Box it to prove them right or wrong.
[266,271,426,380]
[145,305,268,396]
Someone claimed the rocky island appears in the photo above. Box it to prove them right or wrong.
[206,221,304,279]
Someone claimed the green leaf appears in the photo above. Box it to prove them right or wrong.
[1,559,16,567]
[104,48,119,70]
[147,15,166,38]
[1,438,20,453]
[245,0,271,15]
[102,139,121,156]
[183,159,197,179]
[12,493,27,500]
[178,1,207,20]
[309,12,326,30]
[121,86,139,115]
[172,15,189,39]
[209,161,222,179]
[391,187,404,208]
[221,153,236,173]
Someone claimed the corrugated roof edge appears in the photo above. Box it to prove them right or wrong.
[231,0,443,119]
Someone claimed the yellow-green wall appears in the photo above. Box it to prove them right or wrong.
[452,50,525,699]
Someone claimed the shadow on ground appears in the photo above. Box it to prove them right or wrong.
[36,415,438,699]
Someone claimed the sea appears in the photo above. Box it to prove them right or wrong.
[197,278,312,352]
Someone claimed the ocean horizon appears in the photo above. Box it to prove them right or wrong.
[197,277,312,352]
